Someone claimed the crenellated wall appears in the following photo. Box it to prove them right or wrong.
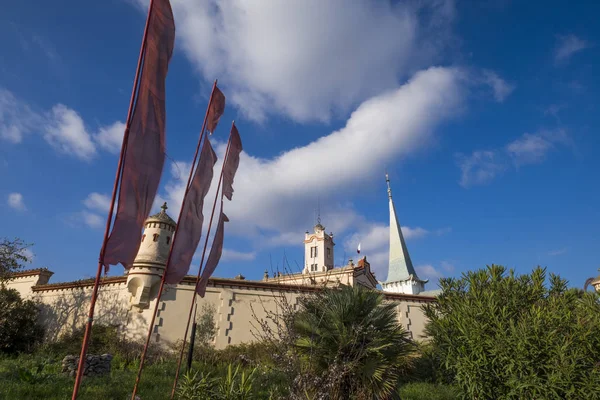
[7,271,435,349]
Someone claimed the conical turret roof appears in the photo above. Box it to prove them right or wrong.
[384,174,427,284]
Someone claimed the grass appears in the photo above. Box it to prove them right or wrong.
[0,354,459,399]
[0,354,291,400]
[398,382,459,400]
[0,354,177,400]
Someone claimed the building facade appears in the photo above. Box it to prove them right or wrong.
[6,176,438,349]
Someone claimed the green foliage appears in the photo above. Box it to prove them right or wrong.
[0,237,32,282]
[398,382,459,400]
[293,284,414,399]
[0,356,177,399]
[177,369,215,399]
[424,264,600,399]
[400,342,453,385]
[40,324,167,366]
[176,363,257,400]
[196,303,218,346]
[0,288,45,354]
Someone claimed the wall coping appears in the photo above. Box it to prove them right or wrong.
[30,274,436,302]
[8,268,54,279]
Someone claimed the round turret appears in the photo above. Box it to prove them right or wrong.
[126,202,176,310]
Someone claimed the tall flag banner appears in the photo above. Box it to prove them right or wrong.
[165,138,218,284]
[103,0,175,272]
[222,123,243,200]
[357,243,361,254]
[197,209,228,297]
[206,86,226,134]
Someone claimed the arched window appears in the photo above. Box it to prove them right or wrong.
[166,236,171,245]
[153,234,159,242]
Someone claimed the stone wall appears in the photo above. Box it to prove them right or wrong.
[8,272,435,349]
[62,354,113,377]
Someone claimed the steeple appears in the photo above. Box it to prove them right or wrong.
[382,174,427,295]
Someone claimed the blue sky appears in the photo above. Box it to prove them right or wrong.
[1,0,599,290]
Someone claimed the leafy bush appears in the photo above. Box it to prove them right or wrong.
[0,288,45,354]
[293,284,414,399]
[176,363,257,400]
[0,237,32,282]
[398,382,458,400]
[400,342,453,386]
[424,265,600,399]
[40,324,168,366]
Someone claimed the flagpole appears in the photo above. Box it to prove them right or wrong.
[169,122,235,399]
[71,2,154,399]
[130,80,218,400]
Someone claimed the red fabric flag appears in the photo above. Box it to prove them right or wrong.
[206,86,226,134]
[165,138,218,284]
[222,123,243,201]
[197,208,228,297]
[103,0,175,272]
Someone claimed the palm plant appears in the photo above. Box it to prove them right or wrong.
[293,284,414,400]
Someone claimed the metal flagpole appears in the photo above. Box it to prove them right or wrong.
[70,2,155,398]
[130,80,218,400]
[169,122,235,399]
[186,303,198,373]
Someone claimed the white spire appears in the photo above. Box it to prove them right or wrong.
[382,174,427,294]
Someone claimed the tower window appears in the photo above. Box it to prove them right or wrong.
[310,246,318,258]
[166,236,171,245]
[153,234,159,242]
[311,263,317,272]
[327,247,331,257]
[142,234,146,242]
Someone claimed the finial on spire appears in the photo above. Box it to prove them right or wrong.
[317,196,321,225]
[161,202,168,213]
[385,173,392,199]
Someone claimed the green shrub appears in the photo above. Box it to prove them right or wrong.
[293,284,414,399]
[400,342,453,386]
[176,363,257,400]
[40,324,169,365]
[398,382,458,400]
[0,288,45,354]
[424,265,600,399]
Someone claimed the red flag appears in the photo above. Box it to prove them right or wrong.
[165,138,218,284]
[103,0,175,272]
[197,209,228,297]
[206,86,225,134]
[222,123,243,201]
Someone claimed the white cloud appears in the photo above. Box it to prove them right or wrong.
[341,221,448,278]
[19,248,35,263]
[458,130,571,187]
[44,104,97,161]
[548,248,568,256]
[554,34,589,63]
[157,68,464,259]
[440,260,455,272]
[83,192,111,213]
[7,192,26,211]
[1,87,124,159]
[415,264,444,281]
[134,0,456,122]
[481,70,515,102]
[456,150,506,187]
[221,249,257,262]
[0,89,41,143]
[94,121,126,153]
[506,129,569,166]
[79,211,104,228]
